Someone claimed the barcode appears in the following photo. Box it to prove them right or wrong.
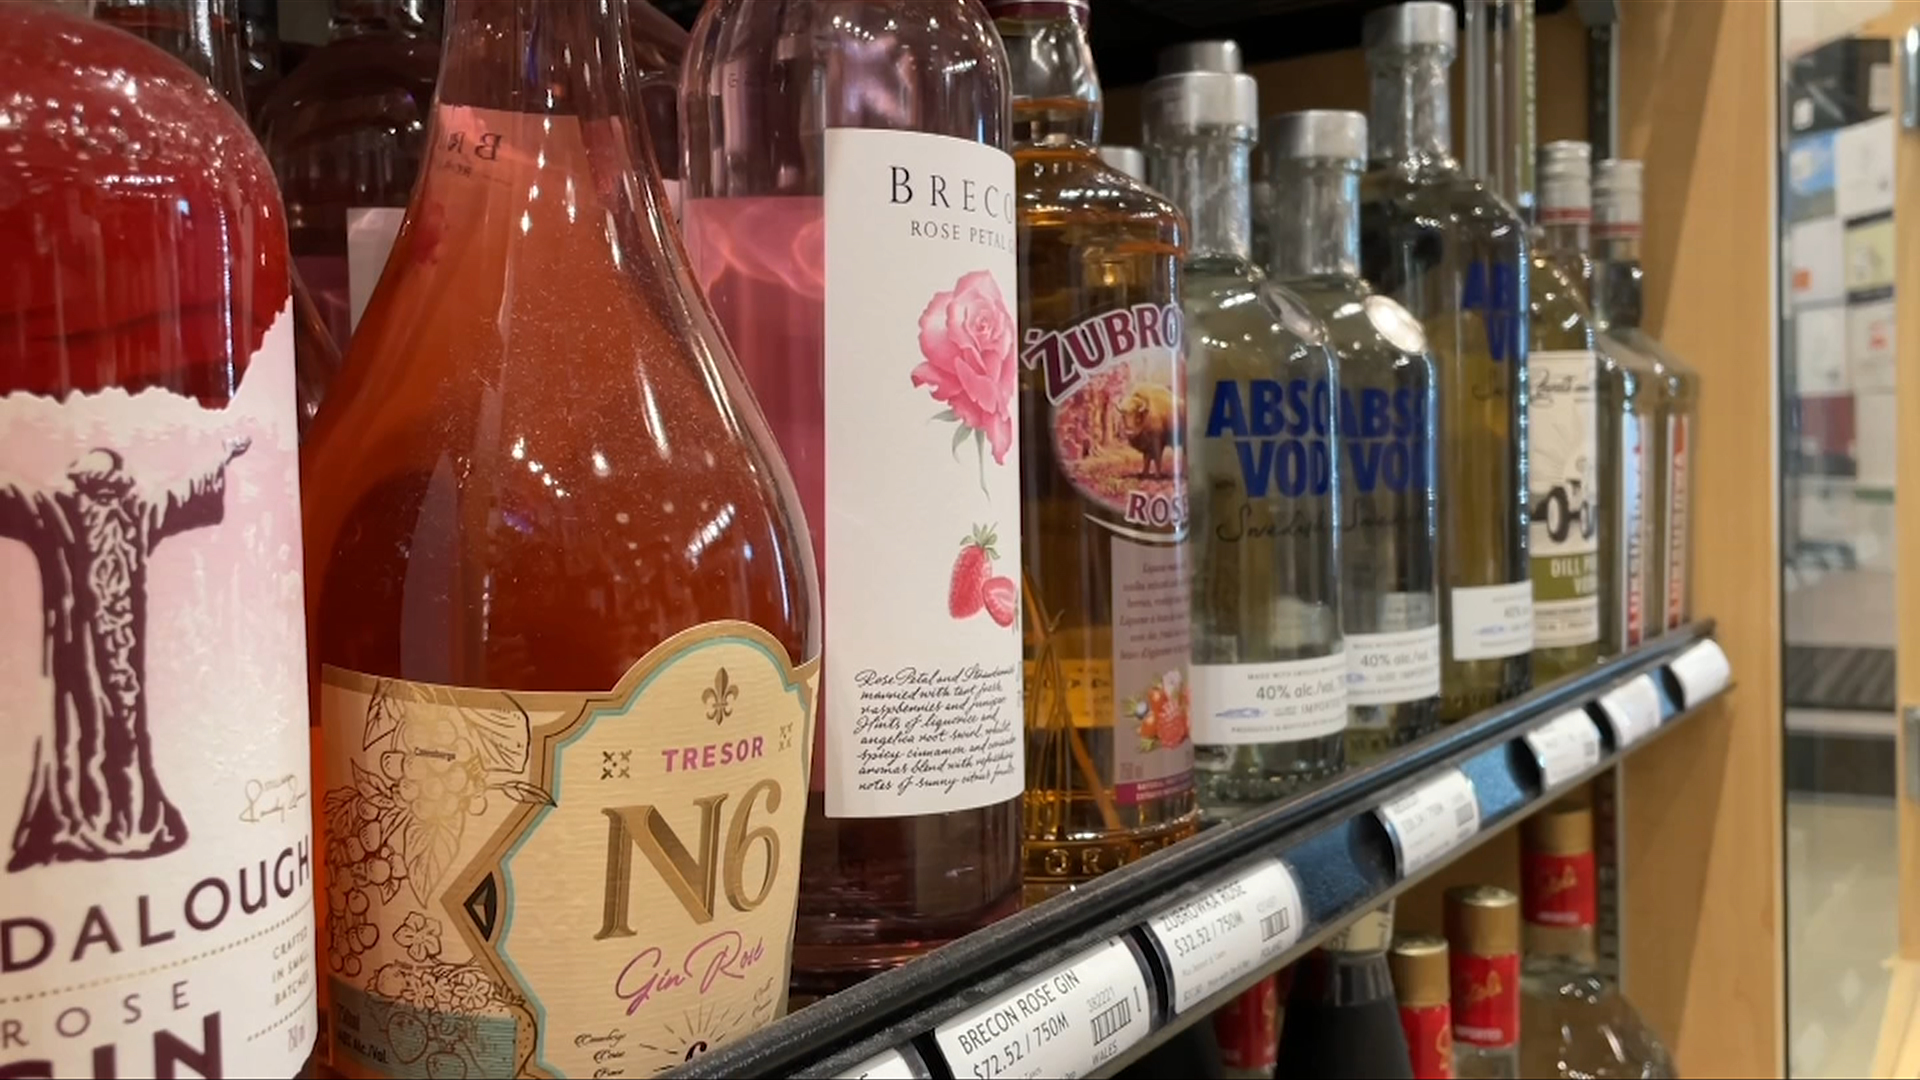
[1089,997,1133,1044]
[1454,799,1476,828]
[1259,908,1292,942]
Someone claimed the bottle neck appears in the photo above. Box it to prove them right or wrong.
[424,0,669,231]
[1267,159,1361,279]
[1537,215,1592,303]
[1595,230,1645,328]
[1540,217,1589,258]
[96,0,250,114]
[1368,47,1453,166]
[331,0,431,38]
[1524,919,1598,968]
[1150,133,1251,262]
[998,4,1101,147]
[437,0,628,118]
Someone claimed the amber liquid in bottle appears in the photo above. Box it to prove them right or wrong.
[303,2,817,1074]
[994,0,1199,897]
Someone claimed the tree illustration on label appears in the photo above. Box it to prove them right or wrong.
[912,270,1017,492]
[0,438,250,871]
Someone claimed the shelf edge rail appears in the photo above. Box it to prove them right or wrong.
[668,619,1730,1080]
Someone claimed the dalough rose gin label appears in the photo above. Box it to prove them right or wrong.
[319,625,818,1077]
[820,128,1024,818]
[0,306,316,1076]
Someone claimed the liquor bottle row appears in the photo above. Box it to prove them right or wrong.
[1203,802,1671,1080]
[0,1,1702,1077]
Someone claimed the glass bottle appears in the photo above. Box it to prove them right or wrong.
[94,0,250,107]
[1538,144,1658,656]
[301,2,820,1075]
[1098,145,1147,181]
[1594,160,1698,634]
[1154,40,1271,271]
[1215,976,1282,1080]
[95,0,346,438]
[238,0,279,110]
[0,5,315,1075]
[1359,1,1531,722]
[1266,110,1441,764]
[681,0,1023,997]
[991,0,1198,897]
[627,0,685,210]
[1146,70,1346,816]
[255,0,442,350]
[1525,143,1600,680]
[1390,935,1457,1080]
[1520,803,1676,1078]
[1279,909,1417,1079]
[1445,885,1521,1079]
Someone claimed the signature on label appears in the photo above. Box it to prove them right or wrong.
[614,931,767,1017]
[240,773,307,824]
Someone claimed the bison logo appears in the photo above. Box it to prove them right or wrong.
[1118,385,1177,479]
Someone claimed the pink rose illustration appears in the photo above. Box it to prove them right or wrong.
[912,270,1017,484]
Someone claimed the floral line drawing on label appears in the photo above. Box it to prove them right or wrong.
[320,622,819,1078]
[914,270,1019,487]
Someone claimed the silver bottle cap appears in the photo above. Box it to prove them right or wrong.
[1265,110,1368,164]
[1363,1,1457,52]
[1158,40,1243,74]
[1098,145,1147,181]
[1143,69,1258,136]
[1538,140,1592,218]
[1594,159,1645,235]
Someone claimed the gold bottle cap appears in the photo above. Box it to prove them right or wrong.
[1444,884,1519,956]
[1524,799,1595,858]
[1388,934,1450,1007]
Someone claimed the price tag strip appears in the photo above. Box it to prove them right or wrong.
[838,1046,925,1080]
[1668,638,1732,709]
[1524,709,1603,790]
[1141,857,1306,1015]
[1375,767,1480,879]
[933,937,1154,1080]
[1596,673,1663,748]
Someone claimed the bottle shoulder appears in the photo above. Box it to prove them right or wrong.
[1183,261,1334,372]
[1608,326,1700,399]
[1529,251,1595,351]
[1015,147,1184,245]
[256,33,440,142]
[1361,165,1526,243]
[1277,274,1436,376]
[686,0,1009,144]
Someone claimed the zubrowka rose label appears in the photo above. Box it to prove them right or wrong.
[0,304,316,1077]
[319,623,818,1077]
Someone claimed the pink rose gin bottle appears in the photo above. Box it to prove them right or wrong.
[683,0,1024,996]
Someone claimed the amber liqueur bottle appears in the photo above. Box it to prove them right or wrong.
[991,0,1199,897]
[1,4,316,1077]
[302,1,819,1075]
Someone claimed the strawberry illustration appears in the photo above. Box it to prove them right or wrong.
[948,525,999,619]
[982,576,1017,628]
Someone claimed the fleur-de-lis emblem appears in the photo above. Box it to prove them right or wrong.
[703,668,738,724]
